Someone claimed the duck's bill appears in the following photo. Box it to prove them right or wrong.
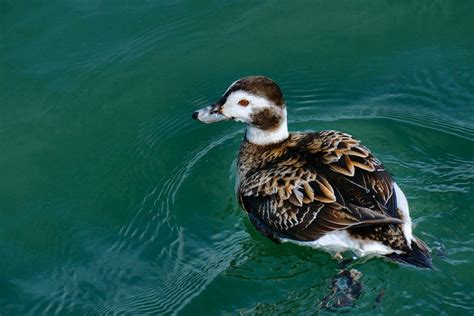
[192,104,230,123]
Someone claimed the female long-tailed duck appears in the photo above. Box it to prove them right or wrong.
[192,76,432,268]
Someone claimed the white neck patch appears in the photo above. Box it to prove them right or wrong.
[246,109,289,145]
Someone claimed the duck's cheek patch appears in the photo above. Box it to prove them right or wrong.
[251,108,282,130]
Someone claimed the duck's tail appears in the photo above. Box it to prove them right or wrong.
[386,236,432,269]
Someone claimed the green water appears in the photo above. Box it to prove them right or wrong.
[1,1,473,314]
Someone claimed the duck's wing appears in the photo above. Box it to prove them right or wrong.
[239,131,402,242]
[313,130,399,219]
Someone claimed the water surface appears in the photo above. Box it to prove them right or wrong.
[1,1,473,314]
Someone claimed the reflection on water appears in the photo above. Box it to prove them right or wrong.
[1,1,473,315]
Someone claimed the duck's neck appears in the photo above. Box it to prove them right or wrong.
[246,117,289,145]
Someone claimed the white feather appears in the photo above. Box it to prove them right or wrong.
[221,90,289,145]
[281,230,401,256]
[393,182,414,248]
[246,120,289,145]
[221,90,273,123]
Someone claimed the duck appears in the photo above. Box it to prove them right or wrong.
[192,76,432,268]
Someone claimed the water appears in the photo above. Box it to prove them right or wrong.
[1,1,473,314]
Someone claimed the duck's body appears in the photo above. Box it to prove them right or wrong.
[238,131,430,267]
[193,76,431,268]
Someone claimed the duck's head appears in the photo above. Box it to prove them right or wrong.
[192,76,289,145]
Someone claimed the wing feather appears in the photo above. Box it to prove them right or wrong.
[238,131,402,243]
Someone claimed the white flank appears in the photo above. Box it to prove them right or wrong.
[393,182,414,248]
[281,230,400,256]
[281,230,399,257]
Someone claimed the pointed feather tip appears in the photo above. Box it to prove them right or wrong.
[386,237,433,269]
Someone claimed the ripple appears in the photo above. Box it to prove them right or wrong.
[133,81,217,163]
[281,65,474,142]
[26,6,217,80]
[291,99,474,141]
[124,130,241,248]
[16,124,248,315]
[11,49,474,314]
[96,131,245,314]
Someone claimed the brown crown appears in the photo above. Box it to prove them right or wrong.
[220,76,285,107]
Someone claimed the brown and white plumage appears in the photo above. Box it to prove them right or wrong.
[193,76,432,268]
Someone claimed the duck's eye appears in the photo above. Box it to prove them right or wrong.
[238,99,249,106]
